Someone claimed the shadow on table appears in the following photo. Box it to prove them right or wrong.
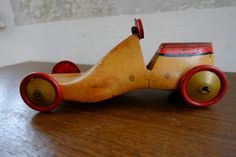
[30,89,221,156]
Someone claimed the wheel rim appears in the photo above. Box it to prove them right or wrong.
[52,60,80,74]
[180,65,227,107]
[186,71,221,102]
[20,72,62,112]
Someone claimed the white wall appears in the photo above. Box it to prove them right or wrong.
[0,0,236,72]
[0,0,42,66]
[9,0,236,26]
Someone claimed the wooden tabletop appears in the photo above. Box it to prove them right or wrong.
[0,62,235,157]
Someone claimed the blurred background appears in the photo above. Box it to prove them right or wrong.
[0,0,236,71]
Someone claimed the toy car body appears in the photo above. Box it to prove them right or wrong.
[20,19,227,112]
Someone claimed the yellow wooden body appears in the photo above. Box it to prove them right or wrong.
[50,35,214,103]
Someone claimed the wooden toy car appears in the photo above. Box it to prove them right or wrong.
[20,19,228,112]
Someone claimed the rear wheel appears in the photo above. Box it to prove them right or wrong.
[20,72,62,112]
[52,60,80,74]
[180,65,227,107]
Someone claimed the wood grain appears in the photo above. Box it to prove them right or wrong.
[0,62,235,157]
[49,35,214,103]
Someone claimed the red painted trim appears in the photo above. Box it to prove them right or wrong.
[20,72,62,112]
[159,52,212,57]
[180,65,228,107]
[52,60,80,74]
[159,43,213,55]
[135,19,144,39]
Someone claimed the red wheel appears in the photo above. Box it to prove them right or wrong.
[132,18,144,39]
[180,65,227,107]
[20,72,62,112]
[52,60,80,74]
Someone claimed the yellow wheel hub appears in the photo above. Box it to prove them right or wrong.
[26,78,56,107]
[186,71,221,102]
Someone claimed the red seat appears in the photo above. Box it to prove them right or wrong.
[158,43,213,57]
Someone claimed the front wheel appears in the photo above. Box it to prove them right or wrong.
[180,65,227,107]
[52,60,81,74]
[20,72,62,112]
